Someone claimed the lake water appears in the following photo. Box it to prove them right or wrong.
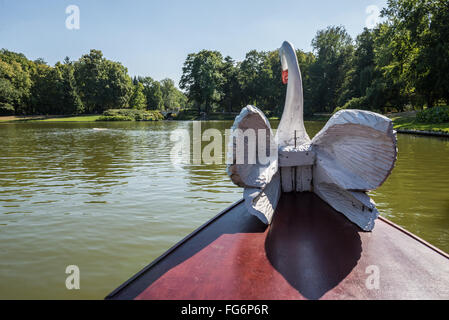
[0,120,448,299]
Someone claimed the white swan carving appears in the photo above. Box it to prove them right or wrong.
[227,41,397,231]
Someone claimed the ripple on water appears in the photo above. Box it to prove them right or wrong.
[0,121,448,299]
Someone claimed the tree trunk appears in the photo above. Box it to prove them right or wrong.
[427,95,434,108]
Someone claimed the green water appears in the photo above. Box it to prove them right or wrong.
[0,120,448,299]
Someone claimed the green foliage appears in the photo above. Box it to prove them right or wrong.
[416,106,449,123]
[0,102,14,115]
[172,109,199,120]
[333,96,369,113]
[74,50,132,113]
[29,61,84,115]
[1,0,449,119]
[57,62,84,114]
[381,0,449,107]
[97,115,134,121]
[99,108,163,121]
[179,50,225,114]
[129,82,147,110]
[0,49,180,116]
[138,76,164,110]
[160,78,185,110]
[309,26,354,113]
[0,50,33,114]
[176,0,449,118]
[219,56,241,113]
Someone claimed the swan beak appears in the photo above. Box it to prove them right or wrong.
[282,69,288,85]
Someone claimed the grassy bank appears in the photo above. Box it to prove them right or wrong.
[172,110,237,121]
[2,109,448,134]
[0,110,163,123]
[40,115,102,122]
[389,109,449,134]
[0,115,102,122]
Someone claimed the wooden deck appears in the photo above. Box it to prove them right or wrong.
[106,192,449,300]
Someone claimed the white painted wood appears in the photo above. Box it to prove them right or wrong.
[276,41,310,148]
[279,144,314,192]
[280,167,294,192]
[276,41,312,193]
[313,182,379,231]
[311,109,397,230]
[278,145,315,167]
[226,41,398,230]
[313,147,379,231]
[226,105,277,189]
[311,109,397,191]
[243,173,281,224]
[226,105,280,224]
[296,166,313,192]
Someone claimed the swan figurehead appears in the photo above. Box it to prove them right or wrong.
[277,41,310,148]
[227,41,397,231]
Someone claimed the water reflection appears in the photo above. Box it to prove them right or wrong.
[0,120,448,299]
[370,134,449,247]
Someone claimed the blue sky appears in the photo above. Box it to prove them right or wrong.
[0,0,387,86]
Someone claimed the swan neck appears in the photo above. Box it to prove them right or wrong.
[277,41,309,146]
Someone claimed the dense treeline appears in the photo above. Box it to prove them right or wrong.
[180,0,449,116]
[1,0,448,118]
[0,49,186,115]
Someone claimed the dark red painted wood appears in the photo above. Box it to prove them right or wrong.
[107,192,449,300]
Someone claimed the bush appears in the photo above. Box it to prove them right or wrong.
[0,103,15,115]
[172,109,199,120]
[97,115,134,121]
[97,109,163,121]
[333,96,369,114]
[416,106,449,123]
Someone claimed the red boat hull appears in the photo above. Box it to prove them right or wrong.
[106,192,449,300]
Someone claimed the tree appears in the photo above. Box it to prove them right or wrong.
[74,49,132,113]
[30,63,58,114]
[309,26,354,113]
[100,60,133,111]
[160,78,178,110]
[219,56,242,113]
[34,58,47,65]
[295,50,316,115]
[337,28,378,110]
[371,22,412,112]
[179,50,224,114]
[73,50,104,113]
[238,50,273,109]
[0,50,33,114]
[381,0,449,107]
[56,61,84,114]
[0,60,24,114]
[129,82,147,109]
[138,76,164,110]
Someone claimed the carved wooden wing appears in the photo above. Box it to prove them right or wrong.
[227,105,280,224]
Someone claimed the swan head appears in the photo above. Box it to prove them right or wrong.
[279,42,290,84]
[279,41,300,85]
[276,41,310,147]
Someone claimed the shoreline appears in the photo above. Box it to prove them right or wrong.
[396,129,449,137]
[2,113,449,138]
[0,115,101,123]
